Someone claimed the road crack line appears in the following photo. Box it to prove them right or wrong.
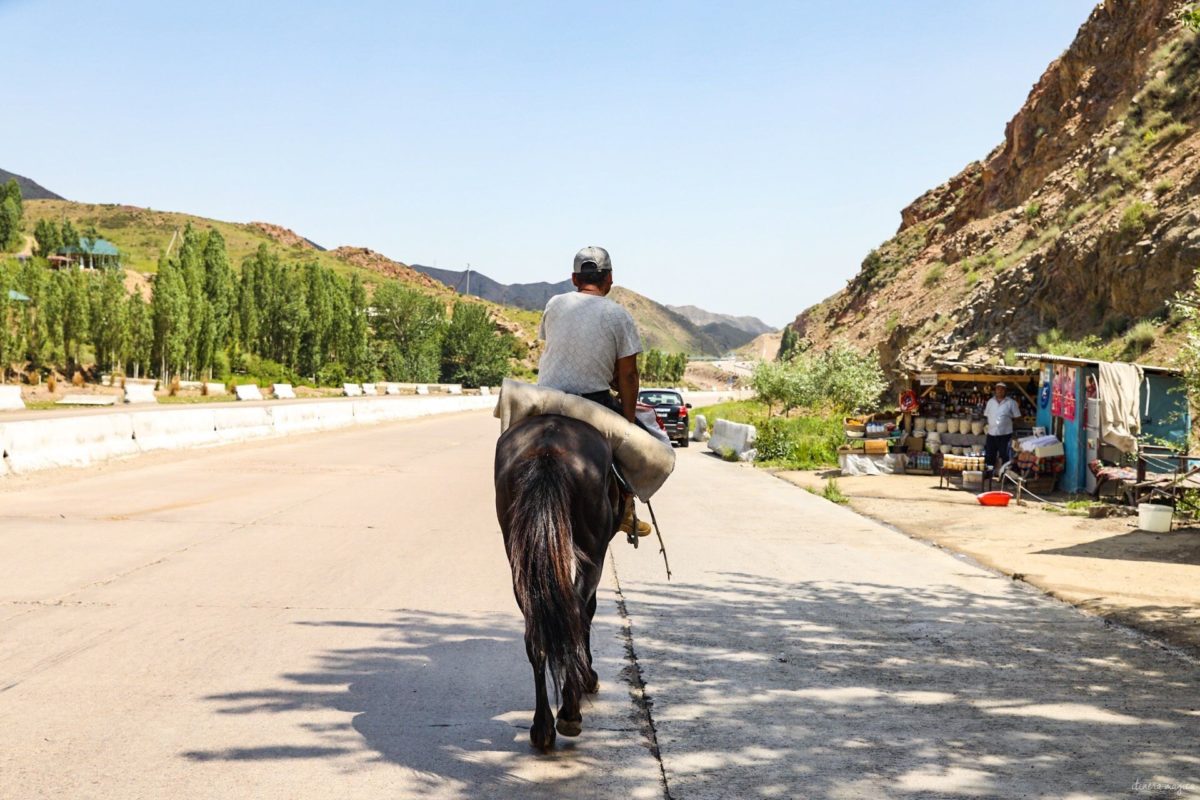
[609,552,675,800]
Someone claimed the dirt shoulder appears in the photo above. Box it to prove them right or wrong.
[776,470,1200,655]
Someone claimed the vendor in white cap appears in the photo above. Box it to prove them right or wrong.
[984,382,1022,474]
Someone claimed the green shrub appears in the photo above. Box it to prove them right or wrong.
[754,415,843,469]
[923,262,946,287]
[1098,183,1125,206]
[1024,202,1042,221]
[1119,201,1156,235]
[1123,321,1158,356]
[821,478,849,504]
[1154,180,1174,197]
[1158,121,1189,143]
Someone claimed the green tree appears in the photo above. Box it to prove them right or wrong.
[197,229,235,378]
[126,291,153,378]
[0,180,22,250]
[59,219,79,257]
[33,219,61,258]
[440,301,512,387]
[90,268,129,373]
[371,281,444,382]
[297,261,334,378]
[0,263,12,380]
[55,269,92,371]
[777,326,799,362]
[152,256,190,379]
[0,197,21,252]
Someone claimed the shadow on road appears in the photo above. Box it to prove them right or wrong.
[617,572,1200,798]
[181,610,644,797]
[180,577,1200,797]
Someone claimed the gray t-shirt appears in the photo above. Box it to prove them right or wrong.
[537,292,642,395]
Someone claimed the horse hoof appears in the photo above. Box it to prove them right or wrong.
[530,723,556,752]
[556,717,582,737]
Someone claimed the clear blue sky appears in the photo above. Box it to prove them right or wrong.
[2,0,1096,326]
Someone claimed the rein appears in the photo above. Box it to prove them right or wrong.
[612,465,672,581]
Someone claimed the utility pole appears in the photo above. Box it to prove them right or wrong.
[465,263,471,297]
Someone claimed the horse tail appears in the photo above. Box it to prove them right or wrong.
[507,449,591,697]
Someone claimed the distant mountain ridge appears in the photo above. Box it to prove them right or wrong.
[410,263,735,356]
[0,168,63,200]
[411,264,572,311]
[667,304,775,351]
[667,304,774,336]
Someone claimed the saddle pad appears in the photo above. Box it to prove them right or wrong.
[494,378,676,501]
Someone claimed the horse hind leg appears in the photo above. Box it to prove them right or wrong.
[556,682,583,737]
[583,593,600,694]
[526,634,556,751]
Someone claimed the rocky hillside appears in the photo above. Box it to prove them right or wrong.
[793,0,1200,372]
[0,168,63,200]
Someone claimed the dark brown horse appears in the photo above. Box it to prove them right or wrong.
[494,413,622,752]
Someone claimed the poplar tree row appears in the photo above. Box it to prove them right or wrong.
[0,223,516,387]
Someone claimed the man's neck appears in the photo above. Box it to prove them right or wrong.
[577,286,606,297]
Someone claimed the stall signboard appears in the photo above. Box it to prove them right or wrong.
[918,372,938,387]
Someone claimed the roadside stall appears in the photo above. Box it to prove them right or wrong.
[838,411,907,475]
[901,364,1038,488]
[1017,353,1190,495]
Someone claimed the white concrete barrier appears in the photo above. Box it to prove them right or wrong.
[0,413,139,473]
[0,386,24,411]
[272,383,297,399]
[57,394,117,406]
[416,384,430,396]
[235,384,264,401]
[380,382,400,395]
[212,406,275,443]
[692,414,709,442]
[204,382,227,396]
[362,383,378,396]
[0,395,500,479]
[132,408,219,452]
[352,398,401,424]
[479,386,491,397]
[124,383,158,404]
[343,383,363,397]
[445,384,463,395]
[270,401,356,434]
[708,418,757,461]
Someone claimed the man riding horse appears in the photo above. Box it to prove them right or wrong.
[535,245,652,539]
[495,246,673,750]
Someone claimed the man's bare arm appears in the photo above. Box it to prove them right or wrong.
[615,354,640,423]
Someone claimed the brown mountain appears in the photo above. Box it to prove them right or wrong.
[792,0,1200,371]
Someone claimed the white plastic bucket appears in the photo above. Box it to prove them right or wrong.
[1138,503,1173,533]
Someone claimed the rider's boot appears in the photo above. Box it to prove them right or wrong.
[618,496,652,538]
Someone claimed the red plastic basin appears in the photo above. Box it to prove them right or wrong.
[977,491,1013,507]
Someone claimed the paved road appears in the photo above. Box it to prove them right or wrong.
[2,412,1198,799]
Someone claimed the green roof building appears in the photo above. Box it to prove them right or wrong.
[53,237,121,270]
